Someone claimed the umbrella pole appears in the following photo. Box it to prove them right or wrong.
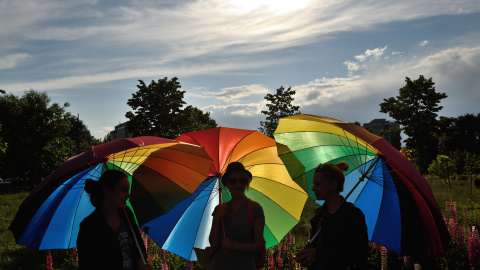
[219,180,229,257]
[335,155,381,213]
[124,208,147,265]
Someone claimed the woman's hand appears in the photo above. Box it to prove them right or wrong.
[221,237,234,249]
[295,247,316,266]
[137,260,153,270]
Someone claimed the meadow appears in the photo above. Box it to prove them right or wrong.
[0,177,479,270]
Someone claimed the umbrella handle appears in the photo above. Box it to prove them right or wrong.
[219,181,229,257]
[124,209,147,265]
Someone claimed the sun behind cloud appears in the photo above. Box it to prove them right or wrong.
[224,0,315,14]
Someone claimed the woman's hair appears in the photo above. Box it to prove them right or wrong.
[221,162,252,189]
[84,170,127,208]
[314,161,349,192]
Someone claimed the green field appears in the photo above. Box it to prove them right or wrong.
[1,177,479,269]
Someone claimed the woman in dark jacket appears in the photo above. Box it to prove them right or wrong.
[77,170,152,270]
[296,162,371,270]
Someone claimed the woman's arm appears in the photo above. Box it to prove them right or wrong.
[221,215,265,253]
[209,205,227,249]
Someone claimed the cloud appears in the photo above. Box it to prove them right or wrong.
[2,60,276,93]
[0,53,29,70]
[355,46,388,62]
[419,40,429,46]
[202,101,266,116]
[344,61,360,72]
[2,1,479,93]
[294,45,480,116]
[191,84,269,102]
[95,126,115,138]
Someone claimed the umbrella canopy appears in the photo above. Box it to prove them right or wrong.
[142,127,308,260]
[9,136,212,250]
[274,114,450,259]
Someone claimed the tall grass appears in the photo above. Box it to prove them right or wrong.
[0,191,47,270]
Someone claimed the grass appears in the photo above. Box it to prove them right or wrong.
[1,178,479,269]
[0,191,47,270]
[427,178,480,223]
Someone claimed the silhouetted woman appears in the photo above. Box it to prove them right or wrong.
[296,161,370,269]
[77,170,152,270]
[208,162,265,270]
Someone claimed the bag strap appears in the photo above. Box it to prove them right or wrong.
[247,199,254,229]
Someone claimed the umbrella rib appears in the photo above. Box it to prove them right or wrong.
[361,156,399,193]
[333,130,367,176]
[67,183,90,248]
[116,146,145,174]
[339,129,361,168]
[59,161,106,188]
[135,151,211,178]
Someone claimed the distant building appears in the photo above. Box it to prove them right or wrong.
[363,119,400,144]
[110,122,132,139]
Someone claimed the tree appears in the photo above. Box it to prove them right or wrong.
[463,152,480,195]
[178,105,217,134]
[125,77,216,138]
[380,75,447,173]
[66,114,101,154]
[438,114,480,156]
[259,86,300,137]
[0,90,76,184]
[428,155,454,194]
[0,123,6,154]
[378,127,402,150]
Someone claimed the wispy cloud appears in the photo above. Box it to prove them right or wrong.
[0,53,29,70]
[419,40,429,46]
[202,101,266,116]
[2,0,479,91]
[191,84,269,102]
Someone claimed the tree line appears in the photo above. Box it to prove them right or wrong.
[0,77,217,186]
[0,75,479,186]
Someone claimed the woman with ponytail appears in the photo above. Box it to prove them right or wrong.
[77,170,152,270]
[295,161,371,270]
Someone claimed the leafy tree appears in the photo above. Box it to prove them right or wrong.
[178,105,217,134]
[0,123,6,154]
[67,114,101,154]
[0,90,75,184]
[259,86,300,137]
[400,147,413,161]
[463,152,480,195]
[438,114,480,156]
[437,116,457,156]
[428,155,454,193]
[125,77,216,138]
[102,133,115,143]
[378,127,402,150]
[380,75,447,173]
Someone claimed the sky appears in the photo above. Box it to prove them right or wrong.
[1,0,480,139]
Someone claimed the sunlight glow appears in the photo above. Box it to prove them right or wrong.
[225,0,315,15]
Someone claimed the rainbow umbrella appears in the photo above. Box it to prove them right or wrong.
[274,114,450,259]
[142,127,308,260]
[9,136,212,250]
